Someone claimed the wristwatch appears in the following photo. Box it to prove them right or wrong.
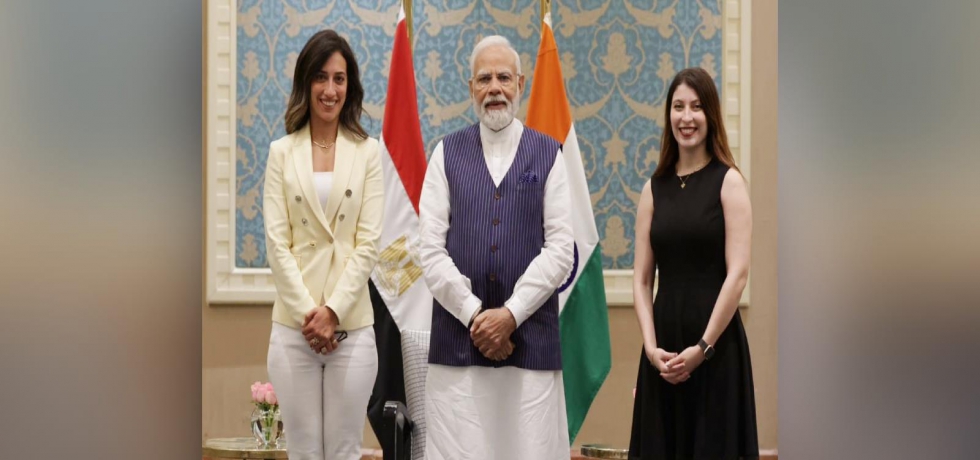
[697,339,715,360]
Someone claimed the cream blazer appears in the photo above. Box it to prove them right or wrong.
[263,124,383,331]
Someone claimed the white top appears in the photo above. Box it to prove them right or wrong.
[418,119,575,328]
[313,171,333,210]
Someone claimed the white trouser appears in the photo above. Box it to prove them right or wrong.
[267,322,378,460]
[424,364,570,460]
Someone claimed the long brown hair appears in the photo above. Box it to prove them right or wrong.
[284,30,368,139]
[653,67,739,177]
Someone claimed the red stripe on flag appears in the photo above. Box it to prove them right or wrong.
[382,19,427,214]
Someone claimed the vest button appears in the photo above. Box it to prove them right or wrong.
[490,245,498,253]
[492,218,500,226]
[494,192,501,200]
[488,273,497,282]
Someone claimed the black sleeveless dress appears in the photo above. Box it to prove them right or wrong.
[629,159,759,459]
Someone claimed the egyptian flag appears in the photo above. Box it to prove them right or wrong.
[366,4,432,453]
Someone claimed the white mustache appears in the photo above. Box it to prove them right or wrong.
[483,95,510,109]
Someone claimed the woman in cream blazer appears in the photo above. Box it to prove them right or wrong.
[264,30,383,460]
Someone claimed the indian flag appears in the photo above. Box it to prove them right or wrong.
[526,11,612,444]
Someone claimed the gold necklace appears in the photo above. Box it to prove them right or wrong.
[677,159,710,189]
[312,138,336,150]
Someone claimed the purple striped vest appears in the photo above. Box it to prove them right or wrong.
[428,123,562,370]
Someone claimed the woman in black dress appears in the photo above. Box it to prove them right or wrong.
[629,67,759,459]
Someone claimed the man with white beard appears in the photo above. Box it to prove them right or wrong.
[417,35,575,460]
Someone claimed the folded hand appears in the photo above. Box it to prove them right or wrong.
[471,308,517,361]
[302,306,340,354]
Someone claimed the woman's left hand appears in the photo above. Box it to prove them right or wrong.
[303,306,340,354]
[663,345,705,385]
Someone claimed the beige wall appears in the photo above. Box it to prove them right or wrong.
[202,1,778,451]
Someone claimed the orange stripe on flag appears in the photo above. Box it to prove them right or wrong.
[525,21,572,144]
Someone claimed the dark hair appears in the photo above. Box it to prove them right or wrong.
[284,30,367,139]
[653,67,739,177]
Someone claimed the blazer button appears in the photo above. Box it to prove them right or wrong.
[492,218,500,226]
[345,189,352,197]
[301,218,308,225]
[295,195,302,203]
[494,192,501,200]
[490,245,498,253]
[339,214,345,221]
[488,273,497,282]
[309,241,316,248]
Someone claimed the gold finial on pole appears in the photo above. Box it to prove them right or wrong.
[540,0,552,21]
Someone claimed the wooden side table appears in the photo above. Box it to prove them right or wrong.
[203,437,288,460]
[580,444,629,459]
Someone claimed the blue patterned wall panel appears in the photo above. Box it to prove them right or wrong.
[235,0,722,269]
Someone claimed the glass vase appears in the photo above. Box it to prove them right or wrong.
[250,406,283,448]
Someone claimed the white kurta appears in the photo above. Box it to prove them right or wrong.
[418,120,575,460]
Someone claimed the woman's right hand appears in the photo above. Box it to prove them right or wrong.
[302,306,340,354]
[644,343,678,374]
[646,343,690,384]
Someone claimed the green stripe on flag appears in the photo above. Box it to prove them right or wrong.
[559,246,612,443]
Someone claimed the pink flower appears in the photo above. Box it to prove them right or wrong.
[250,381,277,406]
[251,382,262,402]
[260,383,277,405]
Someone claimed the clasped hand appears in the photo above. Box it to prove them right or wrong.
[646,344,705,385]
[470,308,517,361]
[303,306,340,355]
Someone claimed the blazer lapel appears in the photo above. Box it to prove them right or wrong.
[323,128,356,225]
[291,124,333,236]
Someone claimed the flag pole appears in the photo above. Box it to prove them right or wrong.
[540,0,551,21]
[403,0,413,44]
